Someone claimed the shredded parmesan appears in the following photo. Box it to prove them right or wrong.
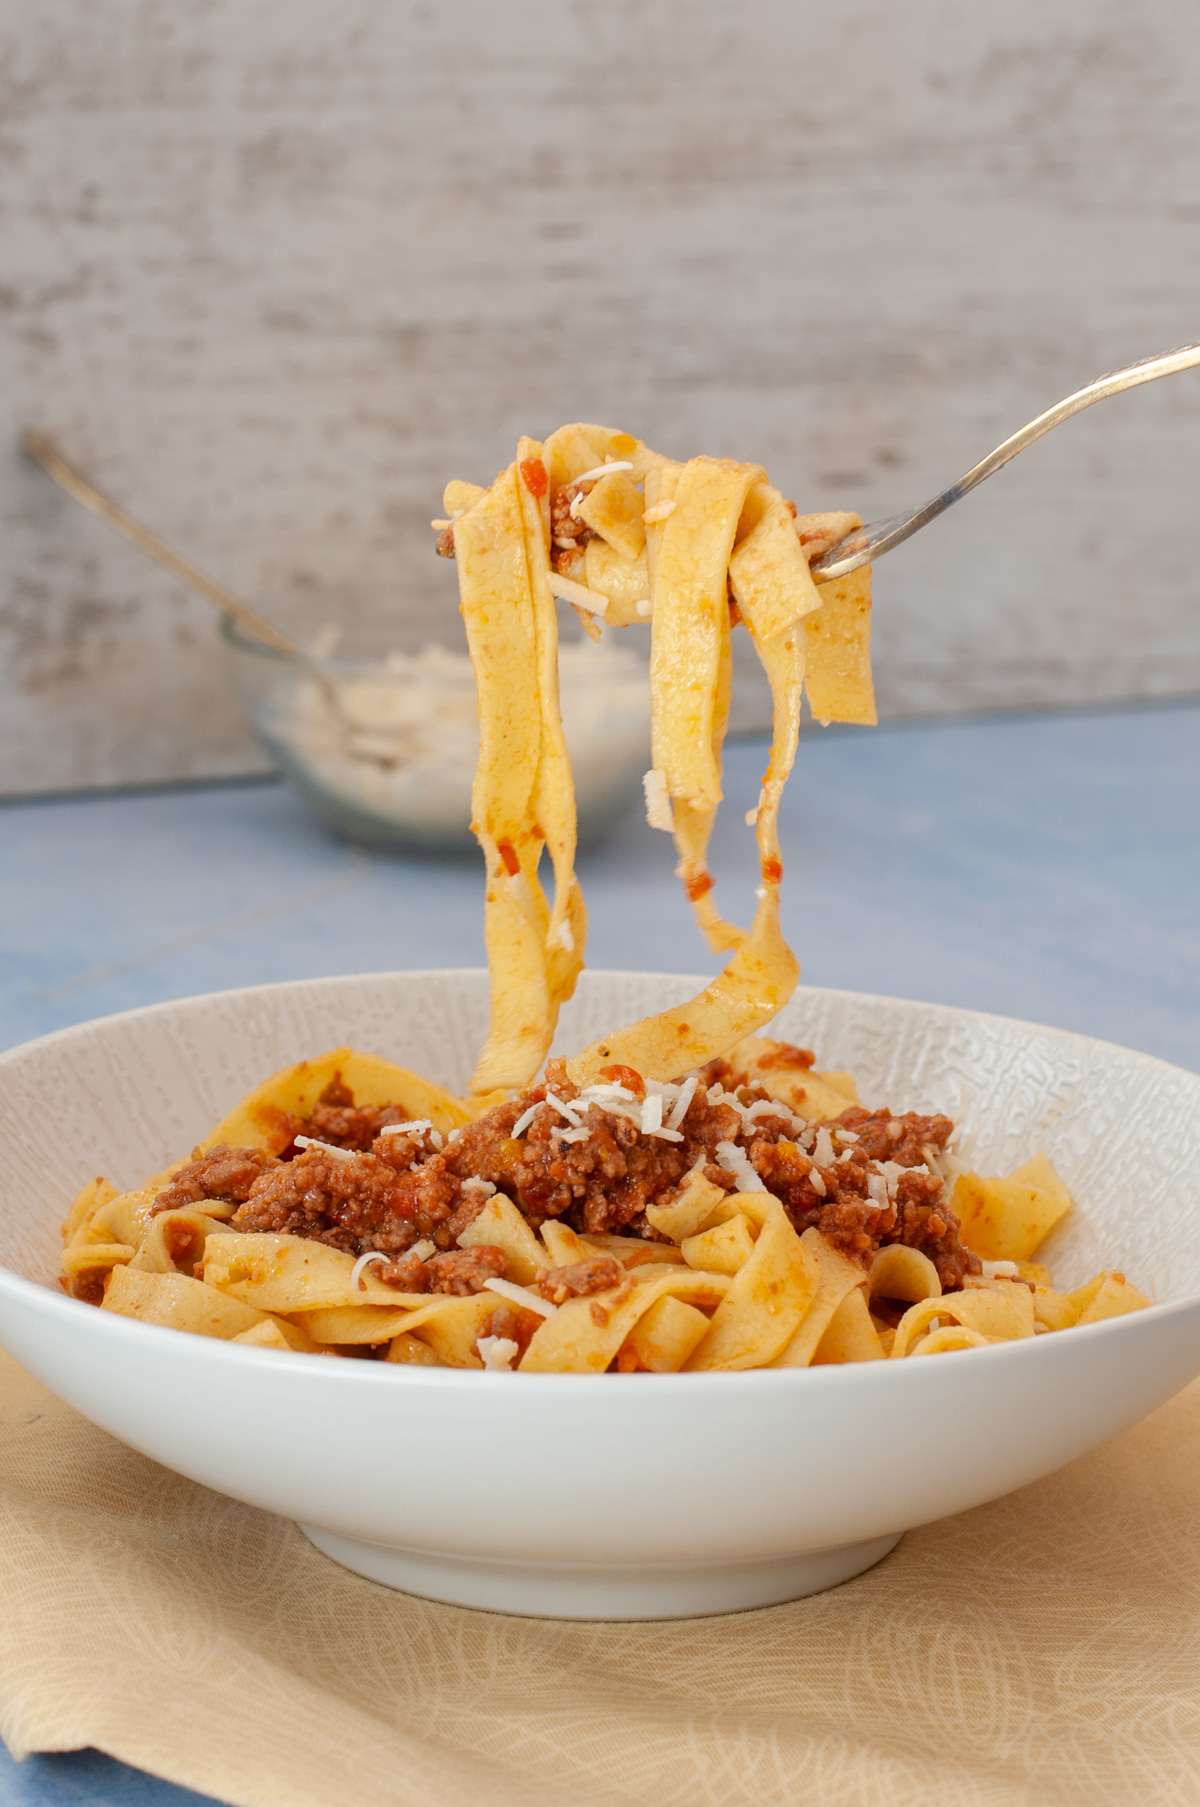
[813,1127,836,1167]
[460,1177,497,1196]
[411,1238,438,1261]
[378,1119,434,1139]
[981,1259,1020,1279]
[293,1135,356,1162]
[579,1082,635,1103]
[837,1129,859,1143]
[430,517,452,531]
[866,1173,889,1206]
[550,917,575,953]
[548,573,611,614]
[571,460,633,487]
[809,1169,827,1197]
[641,1093,663,1134]
[511,1103,540,1137]
[643,768,674,832]
[484,1277,557,1319]
[665,1075,698,1131]
[744,806,759,827]
[351,1251,388,1290]
[476,1334,520,1371]
[545,1089,583,1127]
[635,598,652,617]
[554,1125,591,1144]
[715,1140,766,1193]
[642,500,676,523]
[745,1098,783,1123]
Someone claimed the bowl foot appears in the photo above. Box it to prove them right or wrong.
[298,1525,902,1619]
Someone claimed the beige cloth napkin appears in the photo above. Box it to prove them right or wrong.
[3,1347,1200,1807]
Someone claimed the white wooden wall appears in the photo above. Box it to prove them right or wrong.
[2,0,1199,795]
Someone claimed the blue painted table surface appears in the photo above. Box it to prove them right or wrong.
[1,699,1197,1806]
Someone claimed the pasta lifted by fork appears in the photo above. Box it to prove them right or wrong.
[437,425,876,1095]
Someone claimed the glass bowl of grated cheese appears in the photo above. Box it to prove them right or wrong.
[223,616,651,853]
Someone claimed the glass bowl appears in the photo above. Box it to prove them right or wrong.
[222,616,651,853]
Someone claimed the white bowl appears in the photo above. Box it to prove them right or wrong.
[2,970,1199,1621]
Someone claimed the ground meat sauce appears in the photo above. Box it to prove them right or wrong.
[152,1144,279,1214]
[379,1246,507,1296]
[536,1254,625,1304]
[153,1056,978,1296]
[550,479,598,572]
[833,1105,955,1168]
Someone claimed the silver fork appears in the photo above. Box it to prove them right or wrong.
[809,343,1200,582]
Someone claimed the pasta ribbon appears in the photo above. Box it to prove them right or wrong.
[437,424,878,1089]
[453,452,590,1092]
[685,1196,819,1371]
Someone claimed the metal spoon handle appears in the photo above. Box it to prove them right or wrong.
[811,342,1200,582]
[21,429,298,657]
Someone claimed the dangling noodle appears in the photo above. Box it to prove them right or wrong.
[440,426,875,1091]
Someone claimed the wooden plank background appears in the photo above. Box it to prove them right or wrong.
[1,0,1198,795]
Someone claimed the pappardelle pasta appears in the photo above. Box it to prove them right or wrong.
[62,1038,1150,1371]
[60,424,1152,1365]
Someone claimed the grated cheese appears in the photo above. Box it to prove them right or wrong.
[981,1259,1020,1279]
[550,916,575,953]
[570,460,633,488]
[545,1089,584,1127]
[745,1098,783,1123]
[476,1334,520,1371]
[484,1277,557,1318]
[461,1176,496,1196]
[548,573,611,615]
[351,1251,388,1290]
[643,768,674,832]
[635,598,652,617]
[715,1140,766,1193]
[665,1075,698,1131]
[809,1169,827,1197]
[293,1135,356,1162]
[813,1127,836,1167]
[642,500,676,523]
[378,1119,434,1139]
[641,1093,663,1134]
[511,1103,540,1138]
[411,1239,438,1261]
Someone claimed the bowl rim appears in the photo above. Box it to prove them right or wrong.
[3,969,1198,1390]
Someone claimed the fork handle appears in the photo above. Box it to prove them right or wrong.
[813,342,1200,580]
